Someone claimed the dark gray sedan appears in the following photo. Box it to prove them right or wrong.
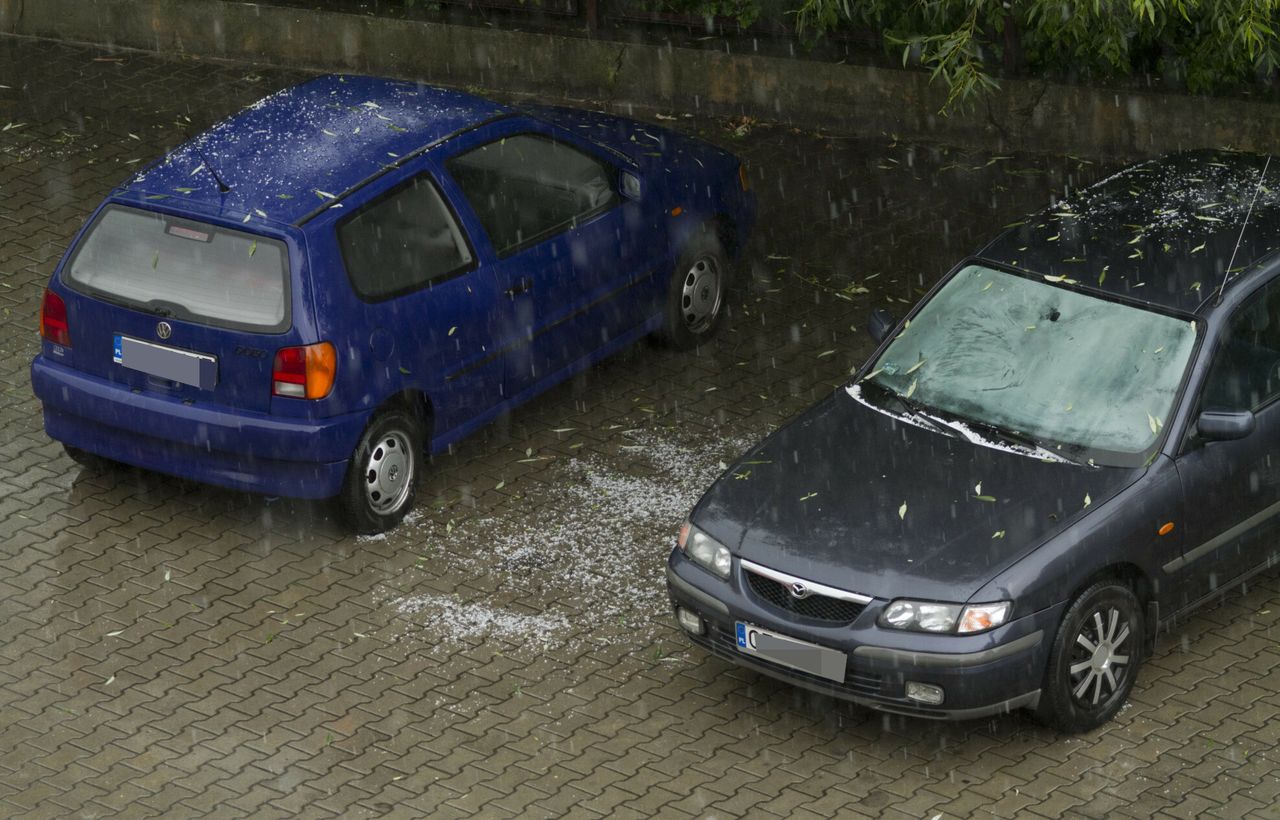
[667,149,1280,731]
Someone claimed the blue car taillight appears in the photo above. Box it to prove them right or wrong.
[272,342,336,399]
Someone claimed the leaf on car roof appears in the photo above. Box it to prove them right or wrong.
[314,189,336,200]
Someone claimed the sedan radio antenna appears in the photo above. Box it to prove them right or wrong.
[1214,154,1271,305]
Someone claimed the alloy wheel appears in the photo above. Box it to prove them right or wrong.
[1068,605,1133,708]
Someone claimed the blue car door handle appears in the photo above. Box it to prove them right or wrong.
[504,276,534,298]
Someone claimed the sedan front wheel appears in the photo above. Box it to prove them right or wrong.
[1036,581,1143,733]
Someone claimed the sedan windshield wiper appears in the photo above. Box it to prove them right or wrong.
[860,379,957,439]
[959,419,1089,466]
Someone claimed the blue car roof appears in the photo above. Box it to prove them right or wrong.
[121,74,509,226]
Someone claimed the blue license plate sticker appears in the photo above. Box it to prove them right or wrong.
[736,622,748,648]
[113,334,123,364]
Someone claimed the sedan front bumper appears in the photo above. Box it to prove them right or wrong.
[666,551,1062,720]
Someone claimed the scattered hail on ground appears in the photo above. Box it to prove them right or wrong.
[374,426,761,652]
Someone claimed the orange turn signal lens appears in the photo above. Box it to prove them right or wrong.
[1158,522,1175,536]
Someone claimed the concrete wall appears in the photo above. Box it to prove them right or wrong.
[2,0,1276,158]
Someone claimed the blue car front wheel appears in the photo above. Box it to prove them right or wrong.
[660,227,729,351]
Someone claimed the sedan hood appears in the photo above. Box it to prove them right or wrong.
[693,386,1146,602]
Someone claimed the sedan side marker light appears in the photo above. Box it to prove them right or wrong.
[1158,522,1175,536]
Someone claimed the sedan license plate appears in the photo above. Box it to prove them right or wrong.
[736,622,847,682]
[113,334,217,390]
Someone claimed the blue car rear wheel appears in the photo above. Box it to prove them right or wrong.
[339,407,424,534]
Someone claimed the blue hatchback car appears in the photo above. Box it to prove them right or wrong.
[32,75,755,532]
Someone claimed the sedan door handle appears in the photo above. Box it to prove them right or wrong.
[504,277,534,298]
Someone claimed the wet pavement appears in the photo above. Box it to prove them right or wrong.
[1,35,1278,820]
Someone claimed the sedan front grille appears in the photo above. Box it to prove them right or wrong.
[745,569,866,624]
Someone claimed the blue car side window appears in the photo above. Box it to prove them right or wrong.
[447,133,618,257]
[338,174,475,301]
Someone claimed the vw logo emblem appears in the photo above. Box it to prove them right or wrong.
[789,581,811,599]
[156,321,172,340]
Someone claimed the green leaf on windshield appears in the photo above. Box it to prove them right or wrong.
[905,359,926,375]
[904,379,917,399]
[151,251,159,270]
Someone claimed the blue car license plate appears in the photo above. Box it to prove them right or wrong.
[735,622,847,682]
[113,334,217,390]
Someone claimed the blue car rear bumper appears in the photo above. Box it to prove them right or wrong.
[32,356,366,499]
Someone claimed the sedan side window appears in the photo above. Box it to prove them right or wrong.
[447,134,618,257]
[338,174,474,301]
[1201,283,1280,412]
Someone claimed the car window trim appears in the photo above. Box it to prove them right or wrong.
[443,131,623,261]
[335,170,479,304]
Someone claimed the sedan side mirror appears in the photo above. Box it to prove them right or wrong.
[868,308,896,344]
[1197,409,1256,442]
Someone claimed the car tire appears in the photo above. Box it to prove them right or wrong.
[1036,581,1143,733]
[63,444,117,473]
[659,226,729,350]
[338,407,424,535]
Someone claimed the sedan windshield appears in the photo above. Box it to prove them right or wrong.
[864,264,1198,466]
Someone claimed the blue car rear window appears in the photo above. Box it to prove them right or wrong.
[66,205,289,331]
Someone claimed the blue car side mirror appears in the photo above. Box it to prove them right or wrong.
[868,308,895,344]
[1198,409,1256,441]
[620,171,642,201]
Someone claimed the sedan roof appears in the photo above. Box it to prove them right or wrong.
[980,150,1280,314]
[121,74,509,225]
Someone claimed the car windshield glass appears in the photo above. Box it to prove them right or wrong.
[863,264,1198,466]
[66,205,288,331]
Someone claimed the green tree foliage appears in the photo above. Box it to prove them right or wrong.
[792,0,1280,112]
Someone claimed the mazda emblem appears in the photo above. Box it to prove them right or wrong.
[789,581,811,599]
[156,321,172,340]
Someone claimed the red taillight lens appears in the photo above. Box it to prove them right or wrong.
[272,342,336,399]
[39,288,71,347]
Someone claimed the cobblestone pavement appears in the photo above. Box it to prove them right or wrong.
[1,35,1278,820]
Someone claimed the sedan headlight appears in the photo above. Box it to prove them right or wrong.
[880,599,1011,634]
[677,521,732,580]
